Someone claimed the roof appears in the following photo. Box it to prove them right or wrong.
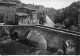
[16,13,30,16]
[0,2,16,5]
[17,6,36,11]
[31,12,38,14]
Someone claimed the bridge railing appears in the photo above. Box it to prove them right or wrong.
[0,25,80,37]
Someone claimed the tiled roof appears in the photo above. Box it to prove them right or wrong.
[17,6,36,11]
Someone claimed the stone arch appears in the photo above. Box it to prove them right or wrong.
[27,30,47,50]
[10,29,31,40]
[10,31,19,40]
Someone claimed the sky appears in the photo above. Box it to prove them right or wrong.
[20,0,79,9]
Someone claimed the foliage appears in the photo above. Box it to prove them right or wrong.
[45,8,57,19]
[53,1,79,30]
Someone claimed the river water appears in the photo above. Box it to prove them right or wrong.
[44,15,55,27]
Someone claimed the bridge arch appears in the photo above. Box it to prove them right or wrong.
[27,30,47,50]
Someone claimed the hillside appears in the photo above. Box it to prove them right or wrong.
[44,8,57,19]
[53,1,79,31]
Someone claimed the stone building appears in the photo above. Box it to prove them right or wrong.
[0,2,16,24]
[16,12,32,25]
[78,9,80,25]
[16,6,39,25]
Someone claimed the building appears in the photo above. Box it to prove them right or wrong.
[38,5,44,12]
[0,2,16,24]
[78,9,80,25]
[16,12,32,25]
[32,12,39,25]
[16,6,39,25]
[16,7,36,14]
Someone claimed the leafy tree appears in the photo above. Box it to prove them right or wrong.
[54,11,65,24]
[53,1,79,30]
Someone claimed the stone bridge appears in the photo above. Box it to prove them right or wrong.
[0,25,80,54]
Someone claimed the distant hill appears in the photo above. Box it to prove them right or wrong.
[1,0,21,3]
[24,4,38,10]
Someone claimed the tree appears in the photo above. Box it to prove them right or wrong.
[53,1,79,30]
[54,11,65,24]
